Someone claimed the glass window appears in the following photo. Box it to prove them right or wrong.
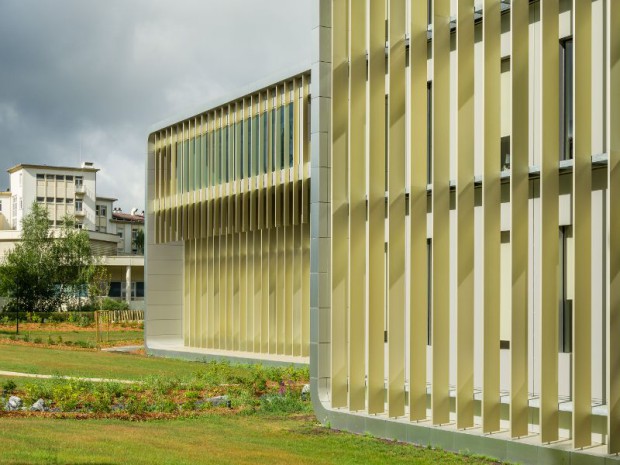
[427,238,432,345]
[252,115,259,176]
[194,135,201,190]
[36,174,44,180]
[108,282,121,298]
[56,175,64,181]
[46,174,54,180]
[66,175,73,181]
[279,105,285,170]
[36,197,44,203]
[202,133,208,189]
[46,197,54,203]
[56,198,63,203]
[240,119,245,179]
[176,142,182,193]
[218,127,223,184]
[184,139,190,192]
[271,109,277,172]
[66,198,72,203]
[288,102,294,168]
[560,38,574,161]
[224,125,229,182]
[136,282,145,298]
[559,226,573,352]
[245,118,249,177]
[75,200,83,212]
[262,111,268,174]
[427,81,432,184]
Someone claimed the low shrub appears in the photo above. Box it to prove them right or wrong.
[2,379,17,395]
[99,298,130,311]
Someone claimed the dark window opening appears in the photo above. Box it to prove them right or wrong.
[427,238,432,346]
[559,226,573,353]
[427,81,432,184]
[560,38,574,161]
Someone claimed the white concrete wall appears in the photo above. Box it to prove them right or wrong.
[145,136,184,345]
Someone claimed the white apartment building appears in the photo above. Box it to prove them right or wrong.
[0,162,144,306]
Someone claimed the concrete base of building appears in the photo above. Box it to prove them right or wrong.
[310,378,620,465]
[146,338,309,367]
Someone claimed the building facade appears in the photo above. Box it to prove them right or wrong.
[0,163,145,307]
[146,69,311,363]
[310,0,620,462]
[145,0,620,462]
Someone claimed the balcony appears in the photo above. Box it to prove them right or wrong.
[74,209,85,217]
[75,185,85,195]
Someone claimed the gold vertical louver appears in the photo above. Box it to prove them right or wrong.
[572,0,592,449]
[539,0,560,444]
[347,0,366,413]
[330,0,349,410]
[509,0,529,440]
[387,0,407,419]
[456,0,475,431]
[608,0,620,454]
[409,0,428,423]
[481,0,501,435]
[431,0,451,426]
[367,0,386,416]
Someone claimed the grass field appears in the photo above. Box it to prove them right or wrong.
[0,414,501,465]
[0,344,502,465]
[0,344,209,380]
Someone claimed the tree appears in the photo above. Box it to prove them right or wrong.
[88,265,111,311]
[0,202,98,315]
[132,229,144,255]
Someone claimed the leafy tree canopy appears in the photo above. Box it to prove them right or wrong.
[0,202,102,312]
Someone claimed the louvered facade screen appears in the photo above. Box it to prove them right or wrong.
[318,0,620,455]
[148,72,311,360]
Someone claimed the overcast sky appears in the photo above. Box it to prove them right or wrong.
[0,0,312,211]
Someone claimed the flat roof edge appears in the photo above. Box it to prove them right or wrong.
[148,61,311,135]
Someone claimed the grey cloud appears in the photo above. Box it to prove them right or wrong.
[0,0,312,209]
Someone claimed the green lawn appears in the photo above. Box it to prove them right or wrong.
[0,415,499,465]
[0,345,502,465]
[0,328,143,345]
[0,344,211,380]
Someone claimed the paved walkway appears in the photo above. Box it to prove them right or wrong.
[101,345,143,353]
[0,370,137,384]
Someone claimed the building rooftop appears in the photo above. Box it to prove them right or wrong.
[7,162,99,174]
[112,211,144,224]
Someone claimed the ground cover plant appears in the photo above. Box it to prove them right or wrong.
[0,362,310,418]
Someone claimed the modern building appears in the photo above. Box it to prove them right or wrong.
[146,0,620,463]
[146,69,311,363]
[0,162,145,306]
